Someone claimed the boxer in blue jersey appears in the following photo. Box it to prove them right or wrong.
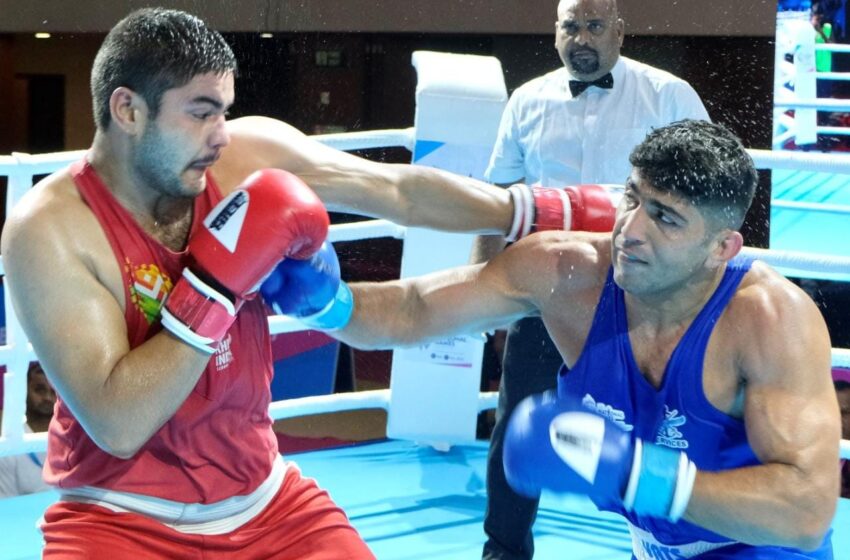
[267,119,841,558]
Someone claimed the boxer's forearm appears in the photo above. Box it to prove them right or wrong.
[332,281,419,349]
[391,165,513,233]
[86,334,210,458]
[304,162,513,234]
[227,117,514,232]
[683,464,836,551]
[336,266,524,350]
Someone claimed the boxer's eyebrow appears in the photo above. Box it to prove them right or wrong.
[628,182,688,222]
[189,96,231,111]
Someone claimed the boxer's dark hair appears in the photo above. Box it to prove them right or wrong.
[629,119,757,230]
[91,8,237,130]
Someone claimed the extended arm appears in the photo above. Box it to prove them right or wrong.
[338,264,529,350]
[683,280,839,550]
[263,234,562,350]
[218,116,513,233]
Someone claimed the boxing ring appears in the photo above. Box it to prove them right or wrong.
[772,10,850,260]
[1,52,850,559]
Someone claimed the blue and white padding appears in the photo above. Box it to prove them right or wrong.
[623,439,698,522]
[297,281,354,332]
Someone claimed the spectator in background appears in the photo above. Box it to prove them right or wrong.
[812,1,835,99]
[0,362,55,497]
[470,0,708,557]
[834,367,850,498]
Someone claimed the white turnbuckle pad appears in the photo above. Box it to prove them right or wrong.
[387,51,507,447]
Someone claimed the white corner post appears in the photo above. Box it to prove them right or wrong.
[386,50,507,448]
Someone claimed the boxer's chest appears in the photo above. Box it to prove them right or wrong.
[629,323,741,415]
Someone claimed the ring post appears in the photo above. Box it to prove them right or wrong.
[386,51,507,448]
[794,19,818,145]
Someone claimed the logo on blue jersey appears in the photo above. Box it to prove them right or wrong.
[640,539,686,560]
[655,405,689,449]
[581,394,633,432]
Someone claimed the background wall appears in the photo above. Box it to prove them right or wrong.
[0,32,775,149]
[0,26,777,245]
[0,1,778,36]
[0,1,779,248]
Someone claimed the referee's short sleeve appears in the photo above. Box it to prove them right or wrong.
[485,93,526,185]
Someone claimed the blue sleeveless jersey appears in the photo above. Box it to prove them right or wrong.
[557,257,833,559]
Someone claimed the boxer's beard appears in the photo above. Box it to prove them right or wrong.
[133,121,191,198]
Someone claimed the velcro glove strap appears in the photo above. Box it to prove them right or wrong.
[623,440,697,522]
[298,282,354,331]
[531,186,572,233]
[160,269,238,354]
[506,184,535,242]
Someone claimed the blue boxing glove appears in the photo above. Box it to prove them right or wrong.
[260,241,354,331]
[503,392,697,522]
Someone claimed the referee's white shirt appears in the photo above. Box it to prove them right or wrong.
[486,56,710,188]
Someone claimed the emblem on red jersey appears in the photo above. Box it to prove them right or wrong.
[127,260,173,324]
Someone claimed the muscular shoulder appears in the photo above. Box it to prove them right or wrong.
[3,169,116,288]
[4,167,134,331]
[727,262,819,329]
[213,117,310,191]
[722,261,829,383]
[224,116,304,150]
[4,170,89,256]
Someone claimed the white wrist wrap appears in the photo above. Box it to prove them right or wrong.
[506,185,524,242]
[506,184,535,242]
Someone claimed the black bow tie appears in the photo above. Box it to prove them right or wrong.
[568,73,614,97]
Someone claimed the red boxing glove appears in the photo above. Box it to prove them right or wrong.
[506,184,620,241]
[161,169,329,353]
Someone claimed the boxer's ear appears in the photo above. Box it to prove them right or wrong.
[110,87,148,136]
[709,229,743,267]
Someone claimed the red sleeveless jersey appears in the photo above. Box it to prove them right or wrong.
[44,159,278,504]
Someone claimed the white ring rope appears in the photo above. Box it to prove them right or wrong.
[310,128,415,152]
[771,200,850,215]
[774,98,850,111]
[740,247,850,278]
[2,132,850,460]
[815,72,850,82]
[327,220,406,243]
[749,148,850,174]
[834,348,850,370]
[269,389,391,419]
[815,43,850,54]
[812,126,850,136]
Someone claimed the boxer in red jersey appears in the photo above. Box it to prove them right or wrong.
[2,9,623,557]
[0,8,571,559]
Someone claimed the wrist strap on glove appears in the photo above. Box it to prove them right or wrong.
[160,269,238,354]
[297,282,354,331]
[623,440,697,522]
